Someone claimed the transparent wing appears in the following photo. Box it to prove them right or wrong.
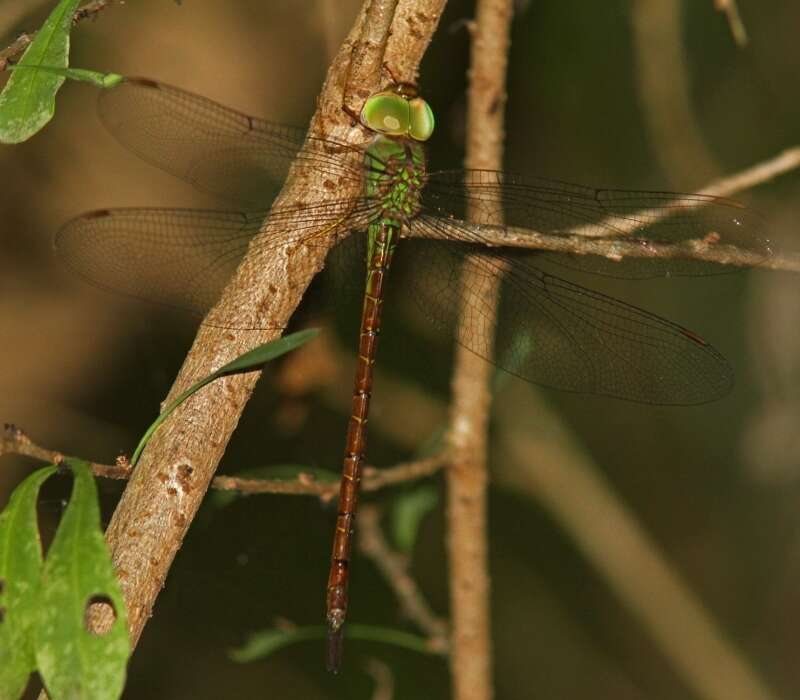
[56,197,379,328]
[421,169,769,278]
[403,216,733,405]
[98,77,366,207]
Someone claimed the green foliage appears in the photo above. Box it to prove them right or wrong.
[131,329,320,464]
[35,459,129,700]
[0,462,129,700]
[230,624,436,663]
[0,0,82,143]
[391,484,439,554]
[0,466,57,699]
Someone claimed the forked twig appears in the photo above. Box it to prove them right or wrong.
[357,504,449,650]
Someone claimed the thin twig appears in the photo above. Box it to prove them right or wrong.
[405,146,800,272]
[0,424,446,499]
[0,423,131,479]
[714,0,748,47]
[0,1,114,71]
[357,504,449,650]
[365,658,396,700]
[215,454,447,499]
[445,1,512,699]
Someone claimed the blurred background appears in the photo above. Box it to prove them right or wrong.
[2,1,800,698]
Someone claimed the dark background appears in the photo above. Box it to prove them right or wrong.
[2,1,800,698]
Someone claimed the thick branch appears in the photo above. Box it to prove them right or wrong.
[86,0,448,653]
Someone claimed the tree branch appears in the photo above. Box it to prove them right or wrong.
[445,1,512,699]
[81,0,448,653]
[407,146,800,273]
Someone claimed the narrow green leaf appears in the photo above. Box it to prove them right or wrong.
[210,464,339,508]
[8,64,124,89]
[391,484,439,553]
[131,329,319,465]
[230,624,436,663]
[0,466,57,700]
[35,459,129,700]
[230,626,327,662]
[0,0,82,143]
[216,328,320,374]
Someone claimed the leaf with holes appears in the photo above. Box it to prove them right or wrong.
[0,0,82,143]
[35,459,129,700]
[0,465,57,700]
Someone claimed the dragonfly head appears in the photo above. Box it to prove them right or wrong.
[360,87,435,142]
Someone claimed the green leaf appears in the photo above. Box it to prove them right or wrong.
[35,459,129,700]
[230,624,436,663]
[230,626,326,662]
[0,466,57,700]
[0,0,82,143]
[8,64,124,89]
[391,484,439,553]
[131,329,319,465]
[210,464,339,508]
[214,329,319,374]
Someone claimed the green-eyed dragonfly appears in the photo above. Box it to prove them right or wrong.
[55,78,769,671]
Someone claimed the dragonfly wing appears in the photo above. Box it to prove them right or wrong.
[98,78,365,208]
[422,169,770,278]
[404,216,733,404]
[56,197,379,329]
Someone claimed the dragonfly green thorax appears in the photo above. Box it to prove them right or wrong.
[361,88,433,230]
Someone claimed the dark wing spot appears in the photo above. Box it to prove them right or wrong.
[679,327,709,347]
[84,209,111,219]
[129,77,160,90]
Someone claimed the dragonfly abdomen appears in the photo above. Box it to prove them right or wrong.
[326,219,399,671]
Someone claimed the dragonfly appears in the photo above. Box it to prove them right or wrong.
[55,77,768,671]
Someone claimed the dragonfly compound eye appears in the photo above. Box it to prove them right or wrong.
[361,91,411,136]
[409,97,435,141]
